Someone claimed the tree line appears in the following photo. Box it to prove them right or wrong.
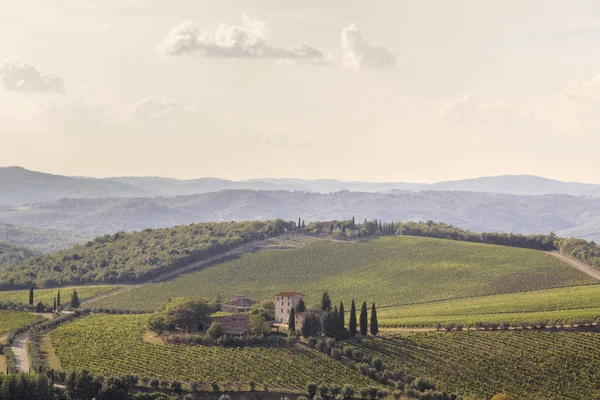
[0,220,293,290]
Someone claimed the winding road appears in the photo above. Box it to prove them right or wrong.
[546,251,600,281]
[12,334,30,373]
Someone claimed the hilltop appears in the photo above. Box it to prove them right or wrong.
[88,235,594,311]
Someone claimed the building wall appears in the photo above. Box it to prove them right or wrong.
[274,293,304,323]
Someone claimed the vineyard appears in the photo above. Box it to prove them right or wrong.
[87,236,591,311]
[50,314,377,391]
[0,310,43,335]
[0,285,120,306]
[361,331,600,399]
[378,284,600,327]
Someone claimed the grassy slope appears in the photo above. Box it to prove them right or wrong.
[0,286,120,306]
[362,331,600,399]
[378,284,600,327]
[50,314,376,391]
[88,236,593,311]
[0,310,42,334]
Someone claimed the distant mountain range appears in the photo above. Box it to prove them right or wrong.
[1,190,599,242]
[2,166,600,206]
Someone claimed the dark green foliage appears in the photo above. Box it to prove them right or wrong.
[370,303,379,336]
[557,238,600,268]
[0,242,41,268]
[149,298,213,334]
[306,382,318,398]
[65,370,101,400]
[71,290,81,309]
[0,373,54,400]
[360,301,368,336]
[321,292,331,312]
[0,220,292,290]
[296,298,306,313]
[29,286,34,306]
[301,313,322,338]
[338,301,345,331]
[349,300,357,337]
[289,308,296,334]
[323,308,340,337]
[57,290,60,307]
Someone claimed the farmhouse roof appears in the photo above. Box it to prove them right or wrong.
[276,291,304,297]
[224,298,257,307]
[210,314,250,335]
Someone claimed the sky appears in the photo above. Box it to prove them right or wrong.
[1,0,600,182]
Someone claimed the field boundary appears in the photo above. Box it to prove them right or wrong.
[546,251,600,281]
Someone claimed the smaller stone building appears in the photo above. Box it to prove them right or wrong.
[210,314,251,339]
[221,294,257,313]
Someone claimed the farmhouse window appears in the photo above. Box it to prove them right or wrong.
[281,309,283,313]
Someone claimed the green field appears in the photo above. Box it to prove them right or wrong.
[0,310,43,335]
[88,236,593,311]
[378,284,600,327]
[361,331,600,399]
[0,285,120,306]
[50,314,376,391]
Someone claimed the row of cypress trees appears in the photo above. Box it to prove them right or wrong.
[27,287,80,310]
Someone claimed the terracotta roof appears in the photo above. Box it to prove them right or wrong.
[223,298,257,307]
[276,291,304,297]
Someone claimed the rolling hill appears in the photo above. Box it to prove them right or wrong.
[87,235,595,311]
[0,222,90,253]
[1,190,600,242]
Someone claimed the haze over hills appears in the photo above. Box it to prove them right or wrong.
[3,167,600,206]
[1,190,599,242]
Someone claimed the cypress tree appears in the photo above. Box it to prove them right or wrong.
[338,301,345,331]
[321,292,331,312]
[349,300,357,337]
[71,289,81,309]
[53,298,57,312]
[29,286,34,305]
[57,289,61,307]
[298,217,301,231]
[360,301,368,336]
[289,308,296,334]
[352,216,355,224]
[370,303,379,336]
[296,298,306,313]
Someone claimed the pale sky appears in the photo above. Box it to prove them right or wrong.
[1,0,600,182]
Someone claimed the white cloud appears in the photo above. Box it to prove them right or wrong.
[131,97,179,119]
[0,61,65,92]
[437,93,533,126]
[157,14,330,63]
[564,74,600,101]
[340,24,399,68]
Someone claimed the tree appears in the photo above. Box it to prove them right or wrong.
[370,303,379,336]
[71,289,81,309]
[206,322,223,339]
[29,286,34,305]
[57,289,61,307]
[349,300,357,337]
[288,308,296,334]
[321,292,331,312]
[158,298,213,333]
[53,297,57,312]
[249,314,270,336]
[323,307,339,337]
[301,313,321,338]
[296,298,306,313]
[338,301,345,331]
[259,299,275,320]
[215,294,222,311]
[360,301,368,336]
[36,302,44,313]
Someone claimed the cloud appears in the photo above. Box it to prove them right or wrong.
[0,61,65,92]
[437,93,533,126]
[340,24,399,68]
[157,14,330,63]
[131,97,179,119]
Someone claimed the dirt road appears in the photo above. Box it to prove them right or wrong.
[547,251,600,281]
[12,335,30,373]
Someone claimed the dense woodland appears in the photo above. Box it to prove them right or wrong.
[0,220,292,290]
[0,242,41,267]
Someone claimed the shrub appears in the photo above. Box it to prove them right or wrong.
[307,382,318,398]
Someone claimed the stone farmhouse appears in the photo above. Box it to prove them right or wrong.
[221,294,257,313]
[275,291,304,323]
[210,314,251,339]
